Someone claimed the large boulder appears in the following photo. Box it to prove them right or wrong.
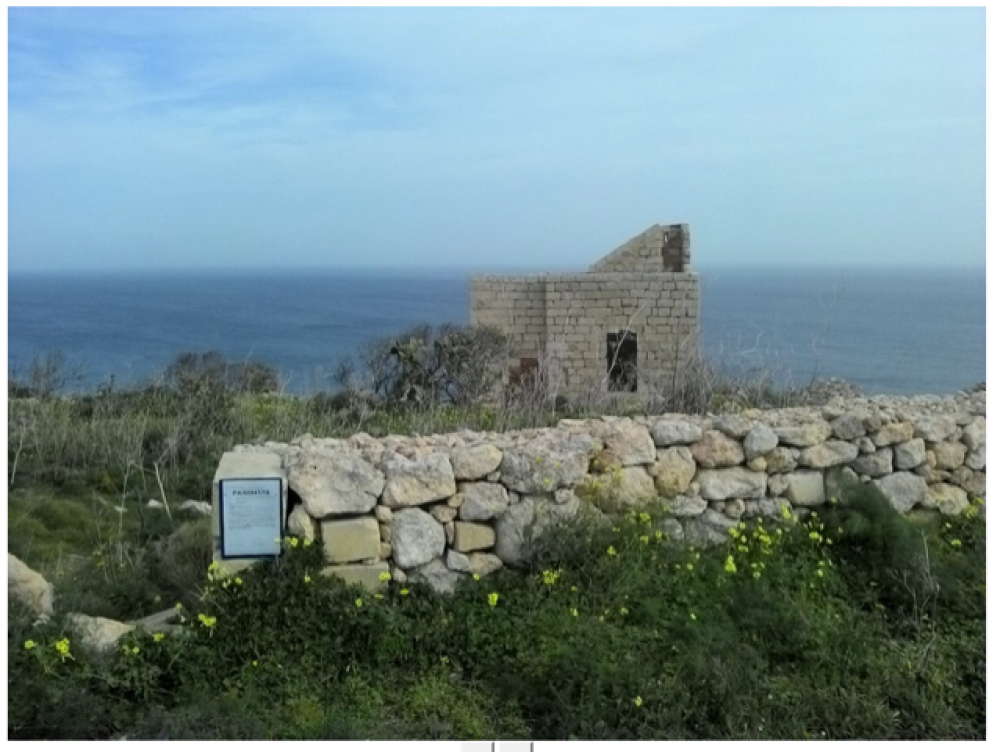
[783,471,826,506]
[594,420,656,466]
[66,613,135,654]
[850,448,894,478]
[650,418,702,446]
[322,517,381,564]
[449,444,503,481]
[456,482,510,521]
[8,554,55,619]
[893,439,926,471]
[695,467,766,501]
[764,447,798,473]
[287,451,385,517]
[931,441,967,470]
[714,415,754,439]
[391,508,446,568]
[797,440,859,469]
[650,446,697,497]
[381,453,457,508]
[689,430,745,468]
[773,422,832,447]
[494,494,581,565]
[578,467,656,513]
[872,472,929,513]
[743,424,778,461]
[927,483,970,517]
[499,434,592,494]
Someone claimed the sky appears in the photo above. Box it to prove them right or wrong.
[6,6,987,272]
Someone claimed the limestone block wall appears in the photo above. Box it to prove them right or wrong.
[216,390,986,595]
[469,275,547,372]
[543,273,699,396]
[589,224,691,273]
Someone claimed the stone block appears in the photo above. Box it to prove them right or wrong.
[321,516,381,564]
[321,562,390,592]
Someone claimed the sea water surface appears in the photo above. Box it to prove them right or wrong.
[7,267,985,396]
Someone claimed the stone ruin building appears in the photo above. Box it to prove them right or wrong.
[470,223,700,399]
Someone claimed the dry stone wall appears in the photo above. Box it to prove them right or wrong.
[217,389,986,594]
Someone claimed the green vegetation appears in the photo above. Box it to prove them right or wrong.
[8,485,986,740]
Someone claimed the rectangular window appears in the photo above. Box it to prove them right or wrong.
[606,331,638,392]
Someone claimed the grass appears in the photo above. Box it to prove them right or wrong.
[7,484,986,740]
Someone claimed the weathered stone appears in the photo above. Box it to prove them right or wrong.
[179,500,212,516]
[657,517,685,542]
[824,466,859,501]
[783,471,826,506]
[650,446,697,497]
[768,474,789,497]
[872,472,929,513]
[929,441,966,469]
[288,451,384,517]
[8,554,55,618]
[927,484,970,517]
[830,412,867,441]
[379,542,392,559]
[391,566,407,584]
[689,430,745,468]
[960,417,985,451]
[379,523,392,543]
[457,482,510,521]
[499,434,592,494]
[744,497,793,521]
[595,420,656,466]
[773,423,832,447]
[764,447,797,473]
[893,439,926,471]
[322,517,381,564]
[683,508,738,548]
[743,424,779,461]
[286,505,318,542]
[65,613,135,653]
[663,494,708,517]
[850,448,894,478]
[321,562,390,592]
[872,422,914,447]
[650,418,702,446]
[714,415,754,439]
[746,457,766,472]
[951,467,986,497]
[554,488,577,505]
[913,463,949,484]
[798,440,859,469]
[429,505,458,524]
[449,444,503,481]
[913,416,958,443]
[446,550,504,577]
[390,508,446,568]
[578,467,656,513]
[724,498,746,519]
[856,436,876,453]
[966,445,986,471]
[410,557,467,595]
[494,494,581,565]
[453,521,496,552]
[374,505,393,523]
[445,521,455,546]
[696,467,766,501]
[381,453,457,508]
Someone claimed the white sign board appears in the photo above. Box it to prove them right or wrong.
[219,478,283,558]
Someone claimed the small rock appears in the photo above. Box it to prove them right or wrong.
[66,613,135,653]
[689,430,745,468]
[650,418,702,446]
[743,424,779,461]
[179,500,212,516]
[893,439,926,471]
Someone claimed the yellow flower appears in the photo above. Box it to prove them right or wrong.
[153,594,161,603]
[303,537,313,547]
[252,660,258,667]
[724,556,737,574]
[728,527,740,539]
[815,569,824,578]
[607,546,617,557]
[543,569,560,586]
[690,612,697,621]
[132,646,140,655]
[175,602,183,611]
[570,608,579,618]
[23,640,37,651]
[304,575,312,584]
[951,539,962,548]
[289,537,299,548]
[655,531,664,541]
[620,607,629,616]
[752,571,762,580]
[374,593,384,600]
[198,614,217,629]
[639,512,651,525]
[685,563,694,571]
[570,585,578,592]
[235,577,243,586]
[400,588,410,596]
[634,696,643,708]
[355,598,364,608]
[488,592,500,608]
[639,535,650,545]
[473,573,481,581]
[153,633,165,642]
[613,527,620,533]
[53,638,73,661]
[599,616,605,622]
[440,655,450,664]
[378,571,392,582]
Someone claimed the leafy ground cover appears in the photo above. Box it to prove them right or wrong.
[8,484,986,740]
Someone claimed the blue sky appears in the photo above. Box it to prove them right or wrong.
[7,6,986,271]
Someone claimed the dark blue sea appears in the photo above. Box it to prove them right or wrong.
[7,267,986,397]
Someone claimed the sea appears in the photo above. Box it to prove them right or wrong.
[7,267,986,397]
